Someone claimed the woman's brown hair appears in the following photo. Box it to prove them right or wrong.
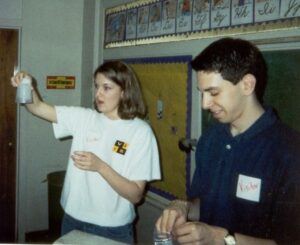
[94,60,147,119]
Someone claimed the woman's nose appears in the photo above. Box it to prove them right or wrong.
[95,88,102,97]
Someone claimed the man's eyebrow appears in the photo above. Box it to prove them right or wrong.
[197,86,219,92]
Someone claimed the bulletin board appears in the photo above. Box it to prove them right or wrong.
[203,49,300,134]
[125,56,192,200]
[104,0,299,48]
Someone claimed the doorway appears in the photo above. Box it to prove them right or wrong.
[0,28,19,242]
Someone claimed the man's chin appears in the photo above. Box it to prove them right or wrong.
[214,116,228,124]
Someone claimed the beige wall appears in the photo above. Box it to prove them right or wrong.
[1,0,96,241]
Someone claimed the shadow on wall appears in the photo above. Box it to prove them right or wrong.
[135,200,163,245]
[25,171,66,244]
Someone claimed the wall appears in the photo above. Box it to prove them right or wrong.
[19,0,91,241]
[1,0,300,243]
[99,1,300,244]
[99,0,300,191]
[81,0,96,107]
[0,0,96,241]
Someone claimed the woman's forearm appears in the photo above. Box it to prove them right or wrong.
[26,88,57,123]
[97,162,146,204]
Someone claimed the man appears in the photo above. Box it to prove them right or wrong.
[156,38,300,245]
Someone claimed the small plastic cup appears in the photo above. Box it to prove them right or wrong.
[153,230,174,245]
[16,76,32,104]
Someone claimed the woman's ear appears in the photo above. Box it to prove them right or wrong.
[241,74,256,96]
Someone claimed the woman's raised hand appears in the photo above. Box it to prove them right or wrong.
[11,71,31,87]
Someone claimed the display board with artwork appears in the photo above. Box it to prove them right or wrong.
[104,0,300,47]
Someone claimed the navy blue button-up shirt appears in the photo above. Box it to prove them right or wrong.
[190,107,300,243]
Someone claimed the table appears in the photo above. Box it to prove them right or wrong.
[53,230,128,245]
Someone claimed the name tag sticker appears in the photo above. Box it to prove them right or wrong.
[236,174,261,202]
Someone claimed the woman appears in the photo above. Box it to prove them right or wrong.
[11,61,161,244]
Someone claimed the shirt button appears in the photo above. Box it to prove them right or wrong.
[226,144,231,150]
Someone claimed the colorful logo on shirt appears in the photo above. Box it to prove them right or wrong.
[112,140,128,155]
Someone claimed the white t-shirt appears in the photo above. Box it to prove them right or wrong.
[52,106,161,226]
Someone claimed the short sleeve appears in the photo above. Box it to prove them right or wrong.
[52,106,90,139]
[189,137,204,199]
[126,124,161,181]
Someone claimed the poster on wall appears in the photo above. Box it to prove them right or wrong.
[161,0,177,34]
[280,0,300,19]
[104,0,300,47]
[176,0,192,33]
[192,0,210,31]
[211,0,231,28]
[255,0,280,22]
[148,2,163,36]
[126,8,137,40]
[105,12,126,43]
[231,0,254,26]
[137,5,150,38]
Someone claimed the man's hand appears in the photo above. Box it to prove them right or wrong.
[173,222,226,245]
[155,200,189,233]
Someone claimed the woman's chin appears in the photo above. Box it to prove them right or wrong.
[95,105,103,113]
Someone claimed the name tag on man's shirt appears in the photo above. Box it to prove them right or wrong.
[236,174,261,202]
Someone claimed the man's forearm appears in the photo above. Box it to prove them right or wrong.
[187,198,200,221]
[235,233,277,245]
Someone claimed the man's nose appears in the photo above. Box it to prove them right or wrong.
[202,94,212,110]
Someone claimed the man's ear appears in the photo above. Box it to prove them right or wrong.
[241,74,256,96]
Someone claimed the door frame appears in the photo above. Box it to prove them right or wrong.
[1,26,22,241]
[15,26,21,242]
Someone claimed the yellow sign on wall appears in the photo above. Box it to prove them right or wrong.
[47,76,75,89]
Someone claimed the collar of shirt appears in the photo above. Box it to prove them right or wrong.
[220,107,278,142]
